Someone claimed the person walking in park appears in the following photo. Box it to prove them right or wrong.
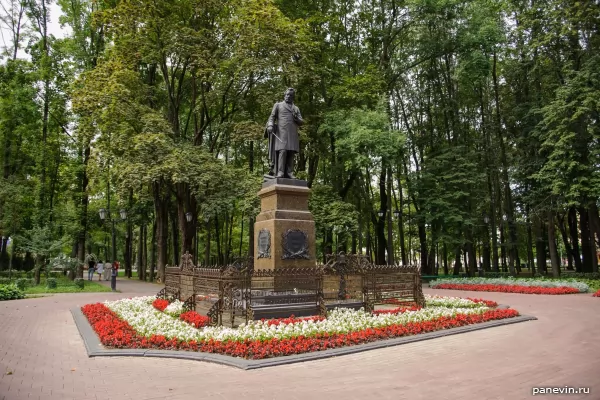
[111,261,119,291]
[96,260,104,281]
[103,262,111,281]
[87,260,96,281]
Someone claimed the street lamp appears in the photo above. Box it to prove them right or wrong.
[377,209,385,218]
[204,214,211,266]
[185,211,193,222]
[484,215,489,224]
[393,209,400,218]
[119,209,127,220]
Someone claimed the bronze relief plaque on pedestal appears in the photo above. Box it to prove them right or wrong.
[282,229,309,259]
[257,229,271,259]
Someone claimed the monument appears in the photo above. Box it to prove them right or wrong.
[254,88,316,270]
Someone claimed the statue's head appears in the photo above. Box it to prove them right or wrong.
[284,88,295,103]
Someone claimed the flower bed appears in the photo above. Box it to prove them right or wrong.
[593,289,600,298]
[430,277,588,294]
[81,295,520,359]
[433,283,580,295]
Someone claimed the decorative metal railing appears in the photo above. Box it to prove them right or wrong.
[158,251,424,327]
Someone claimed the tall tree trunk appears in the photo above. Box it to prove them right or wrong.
[137,225,144,281]
[579,206,593,273]
[453,247,461,275]
[396,172,407,265]
[418,223,428,274]
[153,181,168,283]
[526,210,535,275]
[215,215,222,264]
[568,207,583,272]
[547,211,560,278]
[149,220,156,282]
[500,223,507,272]
[557,213,574,270]
[170,207,180,266]
[443,243,448,275]
[177,183,196,257]
[588,207,599,273]
[386,167,394,264]
[125,189,133,278]
[142,223,148,280]
[535,218,546,274]
[376,169,388,265]
[76,145,90,279]
[482,224,491,272]
[204,218,211,266]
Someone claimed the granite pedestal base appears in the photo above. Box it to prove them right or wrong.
[254,179,316,272]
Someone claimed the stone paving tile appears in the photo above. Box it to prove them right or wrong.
[0,279,599,400]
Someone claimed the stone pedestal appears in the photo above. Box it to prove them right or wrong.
[254,178,316,271]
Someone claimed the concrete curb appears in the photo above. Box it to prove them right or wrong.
[71,307,537,370]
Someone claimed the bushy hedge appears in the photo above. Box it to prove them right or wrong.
[0,284,25,301]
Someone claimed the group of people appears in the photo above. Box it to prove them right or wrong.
[87,259,119,291]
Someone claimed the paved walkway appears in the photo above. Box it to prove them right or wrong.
[0,278,598,400]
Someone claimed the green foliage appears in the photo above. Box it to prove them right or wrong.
[45,277,57,289]
[0,284,25,300]
[15,278,29,291]
[309,184,359,233]
[74,278,85,289]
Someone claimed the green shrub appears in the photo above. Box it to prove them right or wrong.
[46,277,57,289]
[74,278,84,289]
[0,284,25,301]
[16,278,29,291]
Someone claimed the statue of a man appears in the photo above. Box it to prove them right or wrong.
[264,88,303,179]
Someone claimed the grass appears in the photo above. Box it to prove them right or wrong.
[118,270,139,278]
[23,276,112,294]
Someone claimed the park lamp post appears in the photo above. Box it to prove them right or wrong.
[99,208,127,263]
[393,209,401,264]
[185,212,198,264]
[204,214,211,266]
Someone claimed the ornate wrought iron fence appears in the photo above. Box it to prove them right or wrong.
[158,251,425,326]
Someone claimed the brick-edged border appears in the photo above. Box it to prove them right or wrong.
[71,306,536,370]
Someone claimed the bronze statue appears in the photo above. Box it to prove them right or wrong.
[264,88,303,179]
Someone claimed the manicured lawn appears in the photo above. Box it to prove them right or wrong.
[24,277,112,294]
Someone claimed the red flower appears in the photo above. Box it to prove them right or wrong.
[592,289,600,297]
[466,298,498,307]
[433,283,580,295]
[152,298,169,311]
[180,311,210,328]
